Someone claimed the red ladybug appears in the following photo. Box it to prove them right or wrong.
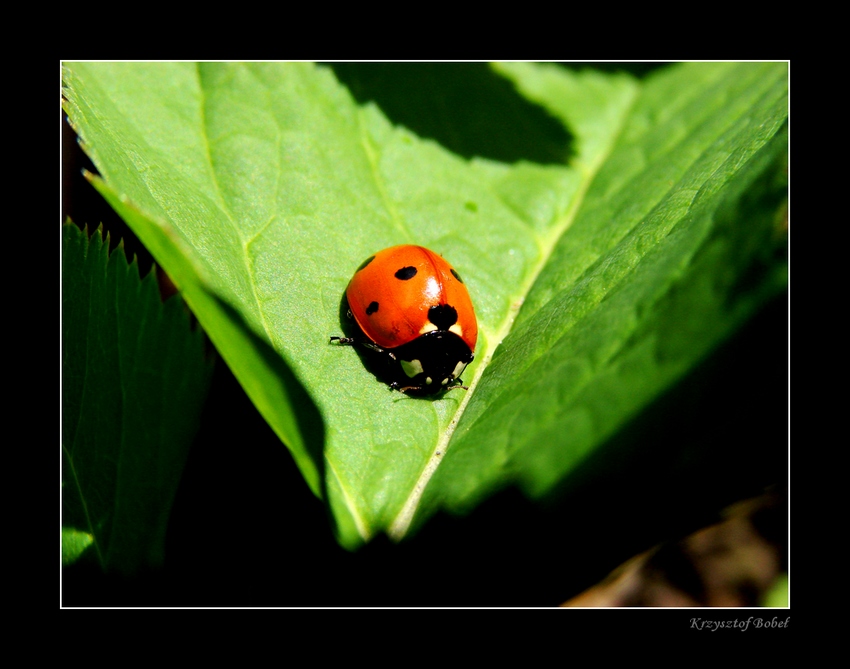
[331,245,478,394]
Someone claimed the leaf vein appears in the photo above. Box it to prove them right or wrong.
[356,110,411,241]
[389,83,641,540]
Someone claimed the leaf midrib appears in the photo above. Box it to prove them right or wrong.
[387,83,642,541]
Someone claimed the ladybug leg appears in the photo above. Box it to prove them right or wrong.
[389,379,468,394]
[363,341,388,354]
[389,381,420,394]
[329,336,388,355]
[329,336,358,345]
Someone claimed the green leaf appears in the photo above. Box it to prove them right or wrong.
[62,62,788,549]
[762,573,789,608]
[62,222,213,572]
[62,527,93,566]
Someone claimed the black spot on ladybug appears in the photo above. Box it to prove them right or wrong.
[366,301,379,315]
[450,268,464,283]
[395,266,417,280]
[428,304,458,329]
[356,255,376,272]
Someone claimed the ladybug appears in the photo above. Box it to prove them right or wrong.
[331,245,478,395]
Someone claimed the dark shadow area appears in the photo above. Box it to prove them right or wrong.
[372,291,786,606]
[62,349,334,606]
[62,287,786,606]
[350,290,787,606]
[330,290,399,389]
[327,63,573,165]
[212,294,327,486]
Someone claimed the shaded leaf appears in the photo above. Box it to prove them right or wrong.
[763,574,789,608]
[62,222,213,572]
[61,527,93,566]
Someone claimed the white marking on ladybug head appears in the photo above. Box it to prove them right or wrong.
[425,377,433,385]
[419,322,438,335]
[401,359,424,378]
[449,324,462,337]
[451,360,468,380]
